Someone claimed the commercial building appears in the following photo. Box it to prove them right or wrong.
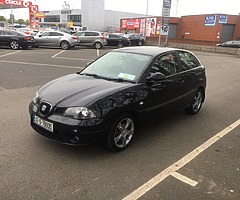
[120,14,240,44]
[40,0,145,32]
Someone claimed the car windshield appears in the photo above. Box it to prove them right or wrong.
[80,52,151,82]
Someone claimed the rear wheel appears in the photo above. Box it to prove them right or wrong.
[117,42,123,48]
[60,41,70,50]
[94,42,102,49]
[106,113,136,151]
[185,89,204,115]
[10,40,19,50]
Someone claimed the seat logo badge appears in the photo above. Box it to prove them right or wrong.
[41,105,47,112]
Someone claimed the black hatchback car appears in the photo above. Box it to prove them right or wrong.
[29,47,206,151]
[105,33,131,48]
[0,29,35,49]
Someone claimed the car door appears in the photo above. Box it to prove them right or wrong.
[177,50,206,105]
[35,32,50,46]
[48,32,63,46]
[0,30,10,46]
[107,34,119,46]
[142,51,185,117]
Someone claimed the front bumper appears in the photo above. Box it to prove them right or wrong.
[29,102,108,145]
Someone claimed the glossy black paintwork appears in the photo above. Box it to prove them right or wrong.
[29,47,206,145]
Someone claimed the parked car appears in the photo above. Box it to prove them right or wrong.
[216,40,240,48]
[73,31,106,49]
[105,33,131,48]
[0,28,35,50]
[29,46,206,151]
[123,33,145,46]
[34,30,78,50]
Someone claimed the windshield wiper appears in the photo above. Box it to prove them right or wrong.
[80,73,99,77]
[105,77,135,83]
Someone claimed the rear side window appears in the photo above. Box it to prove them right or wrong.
[85,32,99,36]
[178,51,201,71]
[49,32,63,36]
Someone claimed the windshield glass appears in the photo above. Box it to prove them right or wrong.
[80,52,151,82]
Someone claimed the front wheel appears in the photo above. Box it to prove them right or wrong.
[60,41,70,50]
[106,114,136,151]
[10,40,19,50]
[185,89,204,115]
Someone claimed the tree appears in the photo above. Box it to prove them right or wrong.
[18,19,25,25]
[0,16,6,21]
[25,19,30,26]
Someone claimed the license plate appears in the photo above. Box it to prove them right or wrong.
[33,115,53,132]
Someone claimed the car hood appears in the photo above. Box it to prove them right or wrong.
[38,74,133,107]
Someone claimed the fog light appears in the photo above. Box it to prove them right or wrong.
[70,136,80,144]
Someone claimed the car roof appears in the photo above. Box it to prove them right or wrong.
[112,46,182,56]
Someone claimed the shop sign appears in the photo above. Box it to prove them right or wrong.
[205,15,216,26]
[121,19,140,29]
[219,15,228,24]
[160,0,172,35]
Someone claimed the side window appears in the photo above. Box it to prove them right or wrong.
[149,53,178,76]
[85,32,98,36]
[6,31,16,36]
[49,32,63,36]
[178,51,200,71]
[41,32,50,37]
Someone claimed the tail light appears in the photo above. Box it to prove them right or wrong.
[71,36,78,40]
[24,36,31,40]
[100,36,106,39]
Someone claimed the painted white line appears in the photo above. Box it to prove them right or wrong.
[52,50,65,58]
[123,119,240,200]
[0,60,84,70]
[0,86,8,91]
[97,49,100,56]
[53,56,93,61]
[171,172,198,187]
[0,50,22,58]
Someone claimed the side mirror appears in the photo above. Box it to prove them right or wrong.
[146,72,166,84]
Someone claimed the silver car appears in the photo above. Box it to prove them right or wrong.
[34,30,78,50]
[73,31,106,49]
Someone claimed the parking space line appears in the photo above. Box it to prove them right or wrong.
[52,50,65,58]
[0,86,8,91]
[53,56,93,61]
[171,172,198,187]
[0,50,22,58]
[123,119,240,200]
[0,60,84,69]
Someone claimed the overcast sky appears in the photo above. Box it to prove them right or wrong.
[1,0,240,19]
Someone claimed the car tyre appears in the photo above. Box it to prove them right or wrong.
[10,40,19,50]
[185,89,204,115]
[117,42,124,48]
[60,41,70,50]
[106,113,136,152]
[94,42,102,49]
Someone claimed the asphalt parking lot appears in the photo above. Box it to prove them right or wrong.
[0,46,239,200]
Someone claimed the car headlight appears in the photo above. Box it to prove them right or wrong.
[63,107,96,119]
[32,92,39,104]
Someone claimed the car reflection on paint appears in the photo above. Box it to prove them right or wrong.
[29,46,206,151]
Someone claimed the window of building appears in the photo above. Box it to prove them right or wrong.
[44,15,60,22]
[69,15,81,23]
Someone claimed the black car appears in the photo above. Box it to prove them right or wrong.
[123,33,145,46]
[29,47,206,151]
[105,33,131,48]
[216,40,240,48]
[0,29,35,50]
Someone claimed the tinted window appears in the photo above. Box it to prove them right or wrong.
[85,32,99,36]
[109,34,120,38]
[49,32,63,36]
[150,53,178,76]
[178,51,201,71]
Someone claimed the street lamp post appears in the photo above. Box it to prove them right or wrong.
[10,0,13,27]
[34,0,36,28]
[144,0,149,41]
